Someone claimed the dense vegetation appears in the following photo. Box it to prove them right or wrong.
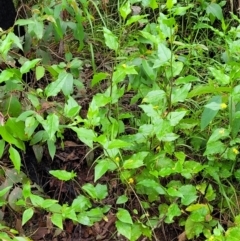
[1,0,240,240]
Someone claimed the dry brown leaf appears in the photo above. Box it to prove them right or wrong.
[178,231,187,241]
[0,112,4,126]
[131,6,141,15]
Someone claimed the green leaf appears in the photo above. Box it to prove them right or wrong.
[167,187,183,197]
[123,152,148,169]
[20,59,41,74]
[188,86,230,98]
[77,213,91,225]
[207,128,229,143]
[117,208,133,224]
[161,133,179,142]
[126,15,148,26]
[116,195,128,204]
[209,67,229,85]
[204,140,225,156]
[0,140,5,158]
[142,59,156,81]
[91,72,109,87]
[0,186,11,197]
[206,3,223,21]
[51,213,63,229]
[108,139,131,149]
[103,27,119,51]
[0,126,24,150]
[226,227,240,241]
[120,1,131,20]
[68,58,82,69]
[41,199,58,209]
[167,111,186,126]
[9,146,21,173]
[45,71,71,97]
[82,183,97,199]
[143,90,166,105]
[154,43,171,67]
[171,83,191,103]
[72,195,92,212]
[205,184,216,201]
[142,0,158,9]
[36,66,45,80]
[179,185,198,205]
[49,170,76,181]
[166,0,174,9]
[201,95,222,130]
[30,194,45,207]
[116,221,132,240]
[139,104,159,118]
[22,208,34,226]
[231,102,240,138]
[94,159,117,182]
[70,127,95,148]
[173,4,194,16]
[137,179,166,195]
[175,75,199,85]
[42,113,59,141]
[64,96,81,118]
[204,102,222,111]
[165,203,181,223]
[3,96,22,117]
[95,184,108,200]
[131,223,144,241]
[166,61,183,78]
[47,139,56,160]
[185,216,204,239]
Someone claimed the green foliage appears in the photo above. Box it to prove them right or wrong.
[1,0,240,240]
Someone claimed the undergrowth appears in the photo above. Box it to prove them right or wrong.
[0,0,240,240]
